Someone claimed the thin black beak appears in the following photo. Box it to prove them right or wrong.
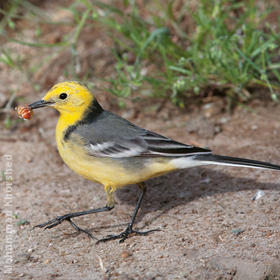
[29,100,54,109]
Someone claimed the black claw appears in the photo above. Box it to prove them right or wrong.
[33,215,96,239]
[33,216,65,229]
[45,221,60,230]
[97,227,160,244]
[33,206,113,239]
[67,217,96,240]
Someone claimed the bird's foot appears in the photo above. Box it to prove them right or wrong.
[97,225,160,243]
[33,214,95,239]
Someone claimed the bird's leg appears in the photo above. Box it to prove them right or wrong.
[97,182,159,243]
[34,190,115,239]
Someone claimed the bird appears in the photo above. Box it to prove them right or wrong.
[28,81,280,243]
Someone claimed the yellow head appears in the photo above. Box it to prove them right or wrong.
[29,81,94,116]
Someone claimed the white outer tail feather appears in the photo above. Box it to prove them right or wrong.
[171,156,279,170]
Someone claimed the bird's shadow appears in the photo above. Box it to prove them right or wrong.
[111,166,280,229]
[57,166,279,239]
[46,167,280,241]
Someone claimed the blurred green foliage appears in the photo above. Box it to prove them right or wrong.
[0,0,279,106]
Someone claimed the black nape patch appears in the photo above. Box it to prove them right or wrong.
[63,99,103,141]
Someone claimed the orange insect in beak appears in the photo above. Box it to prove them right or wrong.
[16,105,33,120]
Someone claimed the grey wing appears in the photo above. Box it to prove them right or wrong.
[73,111,212,158]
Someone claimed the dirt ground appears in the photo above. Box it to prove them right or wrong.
[1,1,280,279]
[1,100,280,280]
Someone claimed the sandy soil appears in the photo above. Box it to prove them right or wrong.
[1,1,280,278]
[1,101,280,280]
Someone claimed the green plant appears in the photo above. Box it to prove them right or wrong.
[0,0,279,107]
[86,0,280,105]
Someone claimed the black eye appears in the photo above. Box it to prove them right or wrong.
[59,93,67,100]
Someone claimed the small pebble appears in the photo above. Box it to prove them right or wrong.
[252,190,265,201]
[121,251,131,259]
[231,228,245,236]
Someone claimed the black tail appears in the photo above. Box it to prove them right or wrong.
[194,154,280,171]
